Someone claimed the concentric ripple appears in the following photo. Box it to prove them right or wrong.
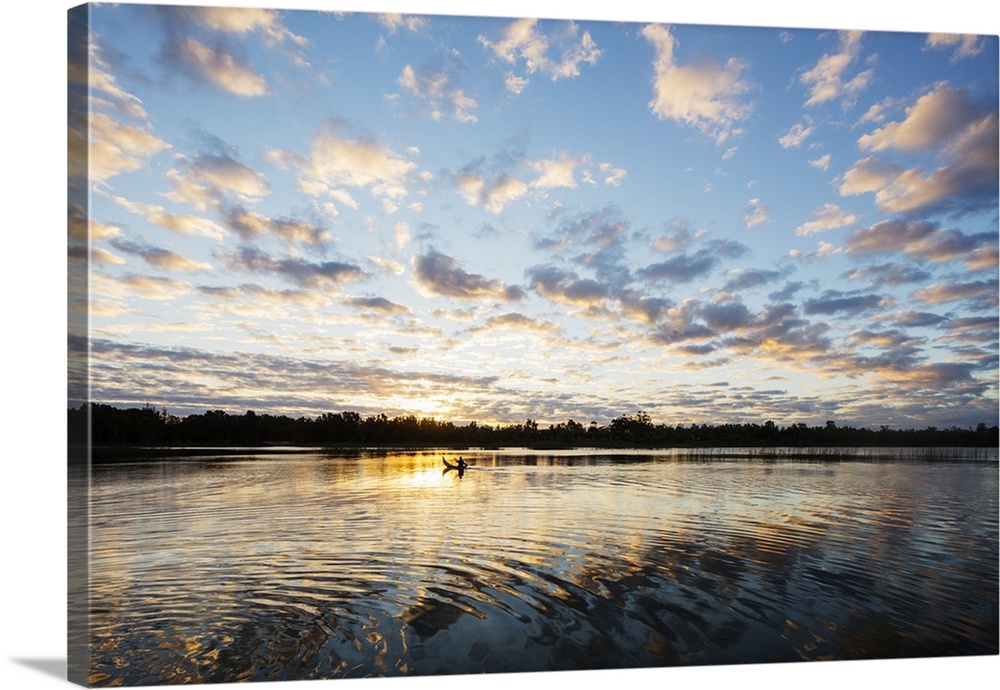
[87,450,999,684]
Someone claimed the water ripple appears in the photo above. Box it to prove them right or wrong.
[88,452,998,684]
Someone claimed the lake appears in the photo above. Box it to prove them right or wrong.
[86,448,998,685]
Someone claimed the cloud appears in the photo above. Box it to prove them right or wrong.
[942,316,1000,344]
[809,154,831,171]
[166,37,269,96]
[803,290,885,316]
[366,256,406,275]
[722,268,788,292]
[397,55,478,123]
[842,86,999,217]
[479,18,600,91]
[504,73,530,95]
[85,247,125,266]
[529,154,583,189]
[618,291,673,325]
[86,337,504,419]
[453,171,528,214]
[88,112,171,183]
[741,198,770,228]
[843,263,932,287]
[110,238,213,272]
[92,273,193,302]
[795,203,858,236]
[469,312,560,334]
[800,30,872,107]
[889,310,949,328]
[342,296,411,314]
[69,203,119,242]
[221,245,364,288]
[110,195,228,241]
[526,265,610,308]
[198,282,333,311]
[639,240,746,283]
[537,207,628,253]
[651,222,695,253]
[222,208,329,246]
[165,154,270,211]
[267,124,419,210]
[598,162,627,187]
[378,13,429,34]
[413,251,524,301]
[84,41,149,119]
[779,119,813,148]
[699,301,753,332]
[788,241,841,261]
[912,280,998,307]
[925,33,985,61]
[845,219,997,268]
[858,86,987,153]
[641,24,752,144]
[171,5,307,46]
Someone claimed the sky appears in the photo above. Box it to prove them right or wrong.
[68,0,999,429]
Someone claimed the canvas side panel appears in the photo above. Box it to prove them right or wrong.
[67,3,92,687]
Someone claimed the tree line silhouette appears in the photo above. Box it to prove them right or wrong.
[69,403,998,451]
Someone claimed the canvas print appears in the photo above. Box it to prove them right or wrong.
[68,2,999,687]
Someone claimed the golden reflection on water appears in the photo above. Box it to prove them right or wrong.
[88,451,998,684]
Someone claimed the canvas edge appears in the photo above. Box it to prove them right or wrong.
[67,3,92,687]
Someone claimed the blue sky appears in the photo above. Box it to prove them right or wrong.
[69,1,999,429]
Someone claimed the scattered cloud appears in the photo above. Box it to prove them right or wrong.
[800,30,873,107]
[911,280,998,307]
[396,53,478,123]
[221,245,364,288]
[468,312,560,334]
[170,5,308,47]
[89,112,171,183]
[845,219,997,268]
[267,124,419,211]
[165,154,270,211]
[741,198,770,228]
[925,33,985,61]
[795,203,858,236]
[479,18,601,92]
[598,162,627,186]
[223,208,330,246]
[110,194,227,241]
[166,37,269,96]
[809,154,831,171]
[85,41,149,119]
[779,119,813,148]
[639,240,746,283]
[343,296,411,314]
[110,238,213,272]
[92,272,193,302]
[640,23,753,143]
[527,265,611,310]
[858,86,987,153]
[529,153,584,189]
[722,268,788,292]
[803,289,885,316]
[843,263,932,287]
[378,13,429,34]
[413,251,525,301]
[842,85,999,218]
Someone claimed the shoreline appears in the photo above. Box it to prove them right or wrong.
[78,444,1000,464]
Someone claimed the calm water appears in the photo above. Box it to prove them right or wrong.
[87,449,999,685]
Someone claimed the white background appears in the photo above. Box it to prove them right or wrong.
[2,1,997,689]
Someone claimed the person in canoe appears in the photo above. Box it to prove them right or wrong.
[442,456,469,472]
